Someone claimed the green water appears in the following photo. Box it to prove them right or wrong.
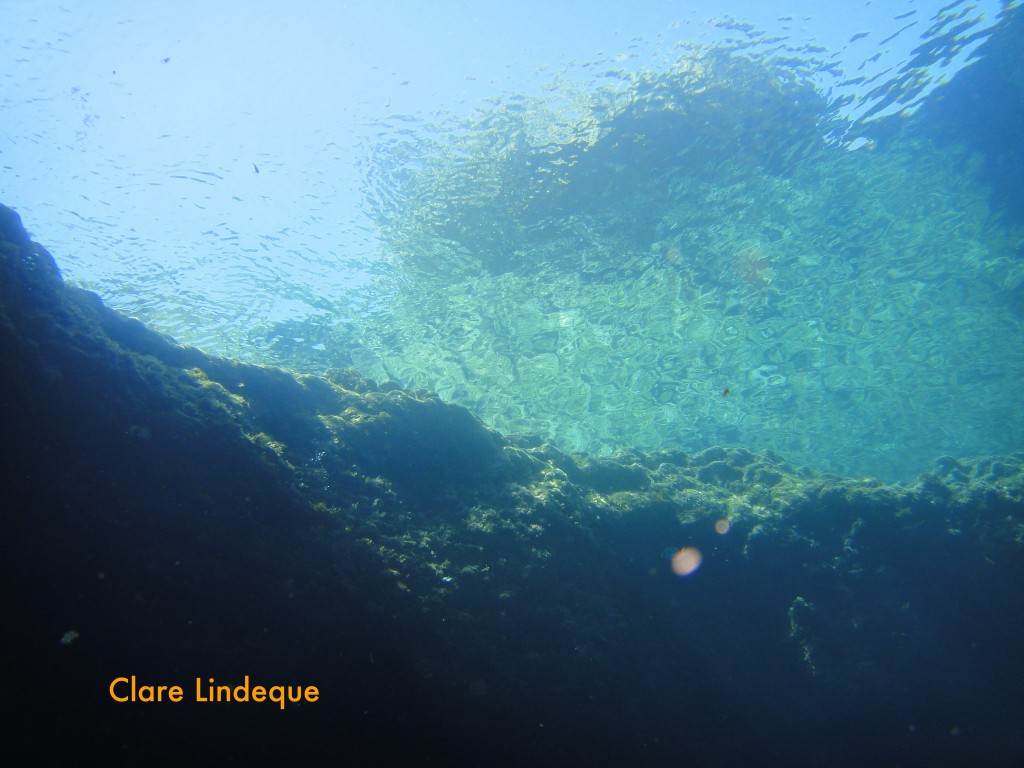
[329,48,1024,481]
[266,48,1024,481]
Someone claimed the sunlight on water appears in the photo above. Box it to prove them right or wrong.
[3,1,1020,481]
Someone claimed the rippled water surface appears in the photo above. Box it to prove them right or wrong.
[4,0,1021,480]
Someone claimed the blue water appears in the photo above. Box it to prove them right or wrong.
[3,6,1024,763]
[2,0,1021,481]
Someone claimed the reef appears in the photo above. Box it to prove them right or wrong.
[2,201,1023,765]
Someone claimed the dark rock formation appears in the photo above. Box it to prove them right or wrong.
[2,203,1022,766]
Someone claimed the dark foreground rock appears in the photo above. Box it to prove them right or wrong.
[2,203,1022,766]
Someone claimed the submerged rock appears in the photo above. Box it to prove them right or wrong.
[2,202,1023,766]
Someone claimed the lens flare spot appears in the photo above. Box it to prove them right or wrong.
[671,547,703,576]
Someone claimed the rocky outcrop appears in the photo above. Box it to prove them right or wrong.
[2,203,1022,766]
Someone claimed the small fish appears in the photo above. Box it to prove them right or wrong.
[722,387,730,397]
[253,162,260,174]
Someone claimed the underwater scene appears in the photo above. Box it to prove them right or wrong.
[338,49,1023,481]
[3,1,1024,766]
[8,4,1023,483]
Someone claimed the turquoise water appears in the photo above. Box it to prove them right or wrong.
[4,1,1021,482]
[271,46,1024,482]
